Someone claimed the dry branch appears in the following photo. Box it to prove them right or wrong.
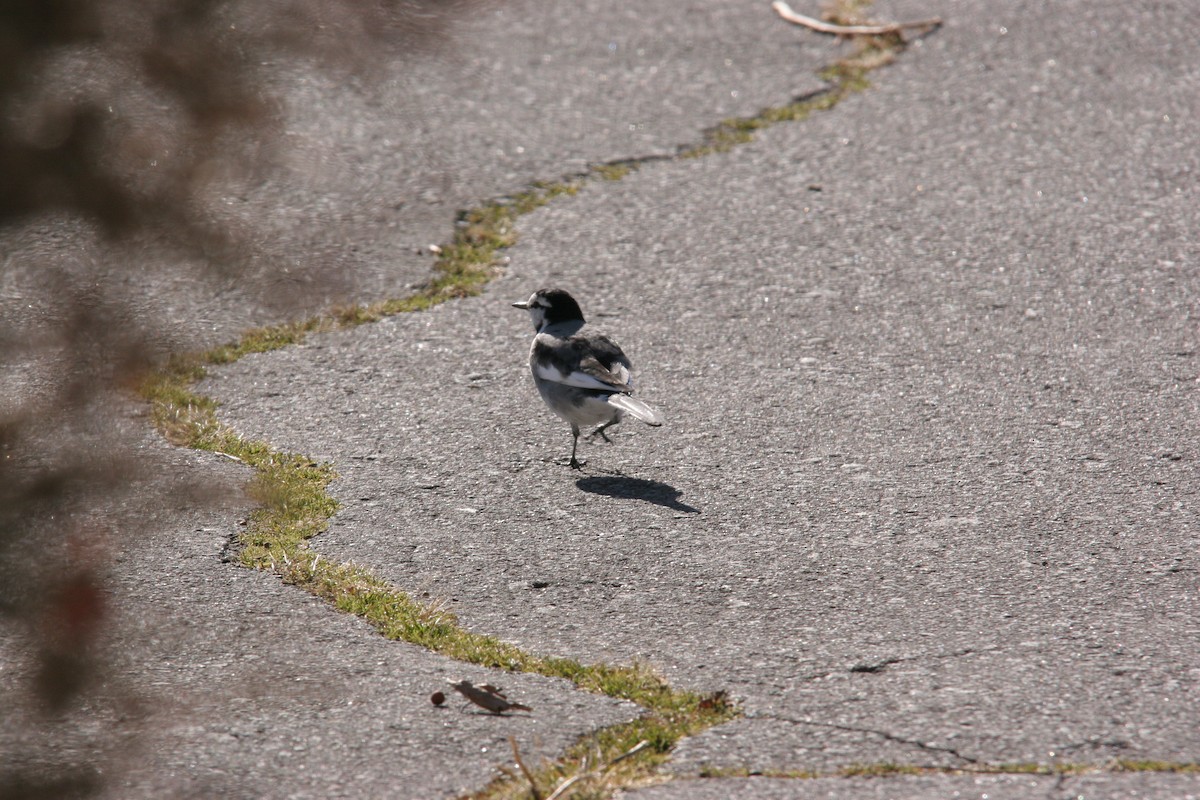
[509,737,543,800]
[772,1,941,35]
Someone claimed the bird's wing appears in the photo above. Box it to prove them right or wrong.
[535,360,626,391]
[535,334,633,392]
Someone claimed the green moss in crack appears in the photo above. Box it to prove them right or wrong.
[591,162,636,181]
[1111,759,1200,773]
[838,762,926,778]
[680,77,862,159]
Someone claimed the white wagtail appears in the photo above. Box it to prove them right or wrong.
[513,288,663,469]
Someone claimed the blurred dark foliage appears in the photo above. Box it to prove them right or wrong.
[0,1,474,795]
[0,0,467,246]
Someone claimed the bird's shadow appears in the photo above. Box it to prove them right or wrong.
[575,475,700,513]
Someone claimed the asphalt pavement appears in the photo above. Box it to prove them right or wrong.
[3,0,1198,798]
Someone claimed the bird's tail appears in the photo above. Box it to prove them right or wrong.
[609,394,664,426]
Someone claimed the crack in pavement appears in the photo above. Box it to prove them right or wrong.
[848,645,1002,674]
[848,656,907,674]
[791,644,1002,681]
[747,713,982,765]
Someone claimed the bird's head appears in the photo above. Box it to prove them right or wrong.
[512,288,585,332]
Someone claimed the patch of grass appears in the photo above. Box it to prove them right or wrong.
[696,766,750,779]
[239,454,339,567]
[987,762,1056,775]
[468,692,739,800]
[839,762,925,778]
[591,162,636,181]
[139,358,217,447]
[1111,760,1200,774]
[680,73,862,159]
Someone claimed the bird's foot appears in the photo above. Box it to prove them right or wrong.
[569,456,586,470]
[588,424,616,443]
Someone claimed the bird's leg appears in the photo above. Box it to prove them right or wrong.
[569,424,585,469]
[589,419,619,443]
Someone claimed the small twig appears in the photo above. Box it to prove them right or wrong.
[604,739,651,767]
[772,1,941,35]
[509,737,543,800]
[544,773,583,800]
[544,754,588,800]
[213,451,245,463]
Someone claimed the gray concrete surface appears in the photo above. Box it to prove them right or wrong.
[4,0,1198,798]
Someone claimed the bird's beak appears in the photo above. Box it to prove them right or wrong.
[511,301,529,309]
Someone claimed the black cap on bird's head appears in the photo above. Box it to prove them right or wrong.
[512,288,585,331]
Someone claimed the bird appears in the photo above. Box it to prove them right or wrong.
[512,288,663,469]
[449,679,532,715]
